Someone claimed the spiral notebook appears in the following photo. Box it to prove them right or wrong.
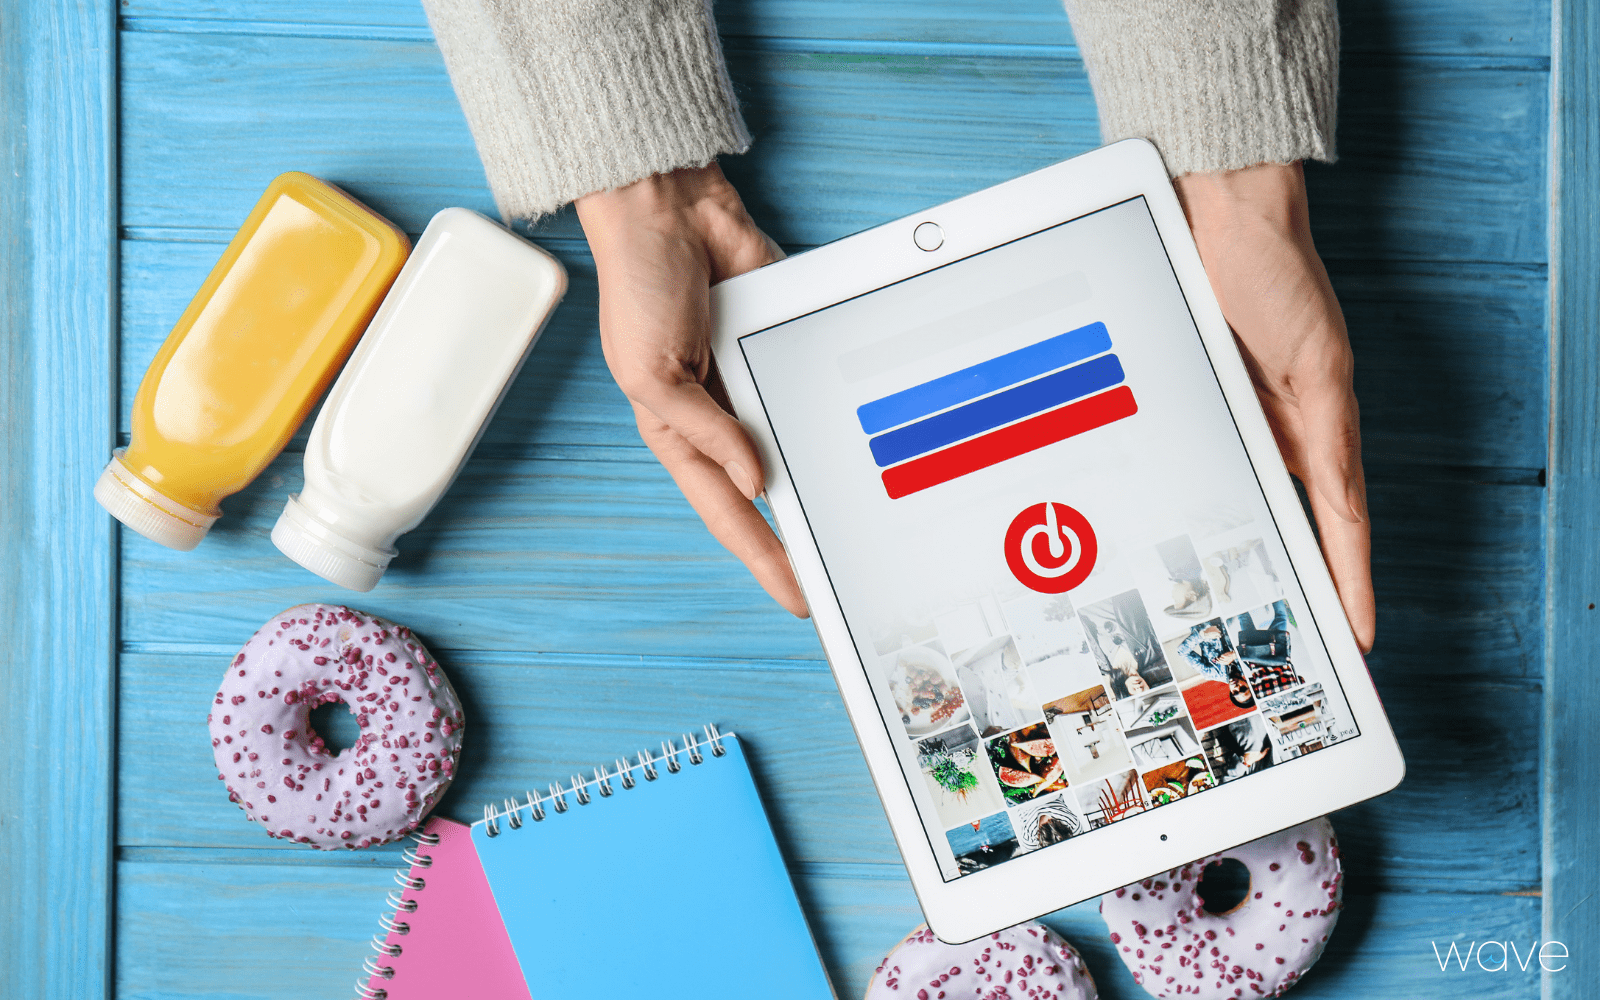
[359,727,834,1000]
[357,817,531,999]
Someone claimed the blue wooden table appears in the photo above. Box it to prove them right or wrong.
[3,1,1598,997]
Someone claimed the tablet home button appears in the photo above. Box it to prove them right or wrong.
[913,221,944,252]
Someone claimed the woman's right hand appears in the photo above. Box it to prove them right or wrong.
[575,164,808,617]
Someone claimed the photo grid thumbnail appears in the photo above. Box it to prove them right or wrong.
[986,722,1067,804]
[946,810,1021,874]
[879,525,1359,880]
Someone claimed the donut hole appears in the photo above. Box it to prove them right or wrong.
[1196,857,1252,915]
[308,698,360,756]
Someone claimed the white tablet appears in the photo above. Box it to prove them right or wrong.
[709,139,1404,943]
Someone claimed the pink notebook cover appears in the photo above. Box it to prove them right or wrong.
[362,817,530,999]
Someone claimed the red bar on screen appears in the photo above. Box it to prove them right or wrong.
[881,385,1138,499]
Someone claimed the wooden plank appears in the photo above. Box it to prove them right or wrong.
[122,655,875,860]
[117,31,496,230]
[1543,0,1600,992]
[118,651,1539,892]
[117,31,1547,263]
[1365,479,1545,682]
[117,0,1552,57]
[1303,62,1546,264]
[114,861,383,1000]
[117,454,824,658]
[1337,262,1547,471]
[115,857,1540,1000]
[119,239,1551,472]
[719,0,1552,57]
[1344,681,1538,893]
[0,0,118,997]
[115,451,1542,673]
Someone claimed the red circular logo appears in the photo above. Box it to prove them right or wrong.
[1004,502,1097,594]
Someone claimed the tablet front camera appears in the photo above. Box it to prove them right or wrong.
[913,221,944,252]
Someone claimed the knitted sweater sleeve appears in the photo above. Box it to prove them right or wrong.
[420,0,1338,221]
[418,0,750,222]
[1061,0,1340,176]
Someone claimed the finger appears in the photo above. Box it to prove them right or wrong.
[1304,475,1376,652]
[634,403,809,618]
[1234,337,1310,480]
[1253,372,1375,650]
[630,373,768,502]
[1296,371,1368,525]
[600,229,773,502]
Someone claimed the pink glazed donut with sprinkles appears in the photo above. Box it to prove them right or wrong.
[864,921,1098,1000]
[1100,816,1343,999]
[208,604,465,850]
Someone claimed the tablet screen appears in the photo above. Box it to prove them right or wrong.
[738,197,1360,881]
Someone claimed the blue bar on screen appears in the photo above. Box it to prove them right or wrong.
[868,353,1126,467]
[856,322,1112,434]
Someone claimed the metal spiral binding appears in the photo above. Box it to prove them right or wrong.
[393,870,426,892]
[385,890,417,915]
[355,827,440,999]
[474,725,725,835]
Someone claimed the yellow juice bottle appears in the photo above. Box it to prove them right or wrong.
[95,172,410,550]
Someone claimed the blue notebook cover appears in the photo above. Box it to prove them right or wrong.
[470,729,836,999]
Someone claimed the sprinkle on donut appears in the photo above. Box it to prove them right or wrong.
[1099,817,1343,999]
[865,921,1098,1000]
[208,604,465,850]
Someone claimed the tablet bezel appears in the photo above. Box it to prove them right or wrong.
[709,139,1404,943]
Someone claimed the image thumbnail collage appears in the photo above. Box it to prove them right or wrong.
[877,518,1359,879]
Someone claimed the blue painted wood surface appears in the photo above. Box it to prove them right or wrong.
[2,0,1581,997]
[1543,0,1600,993]
[113,858,1540,999]
[117,0,1552,57]
[0,1,118,998]
[115,31,1548,263]
[119,243,1551,471]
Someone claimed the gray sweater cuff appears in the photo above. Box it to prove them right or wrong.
[420,0,751,222]
[1062,0,1339,177]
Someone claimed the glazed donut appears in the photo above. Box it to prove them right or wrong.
[866,921,1098,1000]
[1100,816,1343,999]
[209,604,465,850]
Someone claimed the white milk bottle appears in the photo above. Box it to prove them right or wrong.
[272,208,567,590]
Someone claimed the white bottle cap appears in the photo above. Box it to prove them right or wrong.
[93,453,217,551]
[271,493,394,592]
